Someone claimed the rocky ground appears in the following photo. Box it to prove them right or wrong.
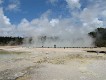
[0,46,106,80]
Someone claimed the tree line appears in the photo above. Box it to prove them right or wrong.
[0,37,23,46]
[88,28,106,47]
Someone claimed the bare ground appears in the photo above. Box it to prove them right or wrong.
[0,46,106,80]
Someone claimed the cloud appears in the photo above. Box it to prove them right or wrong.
[0,0,3,4]
[66,0,81,9]
[41,9,52,19]
[6,0,20,11]
[79,0,106,30]
[49,0,58,3]
[0,8,17,36]
[50,19,59,27]
[0,8,11,25]
[48,0,58,5]
[102,10,106,18]
[7,4,18,11]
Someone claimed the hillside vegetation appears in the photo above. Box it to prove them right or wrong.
[88,28,106,47]
[0,37,23,46]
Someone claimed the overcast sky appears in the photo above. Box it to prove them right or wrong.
[0,0,106,37]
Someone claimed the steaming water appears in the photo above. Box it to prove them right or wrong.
[0,53,18,60]
[0,51,24,62]
[23,35,94,47]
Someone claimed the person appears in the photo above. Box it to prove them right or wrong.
[54,45,56,48]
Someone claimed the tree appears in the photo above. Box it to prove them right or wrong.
[88,28,106,47]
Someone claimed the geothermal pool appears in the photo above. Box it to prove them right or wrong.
[0,46,106,80]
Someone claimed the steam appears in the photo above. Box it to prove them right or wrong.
[21,17,94,47]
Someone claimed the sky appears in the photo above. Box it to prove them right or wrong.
[0,0,106,37]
